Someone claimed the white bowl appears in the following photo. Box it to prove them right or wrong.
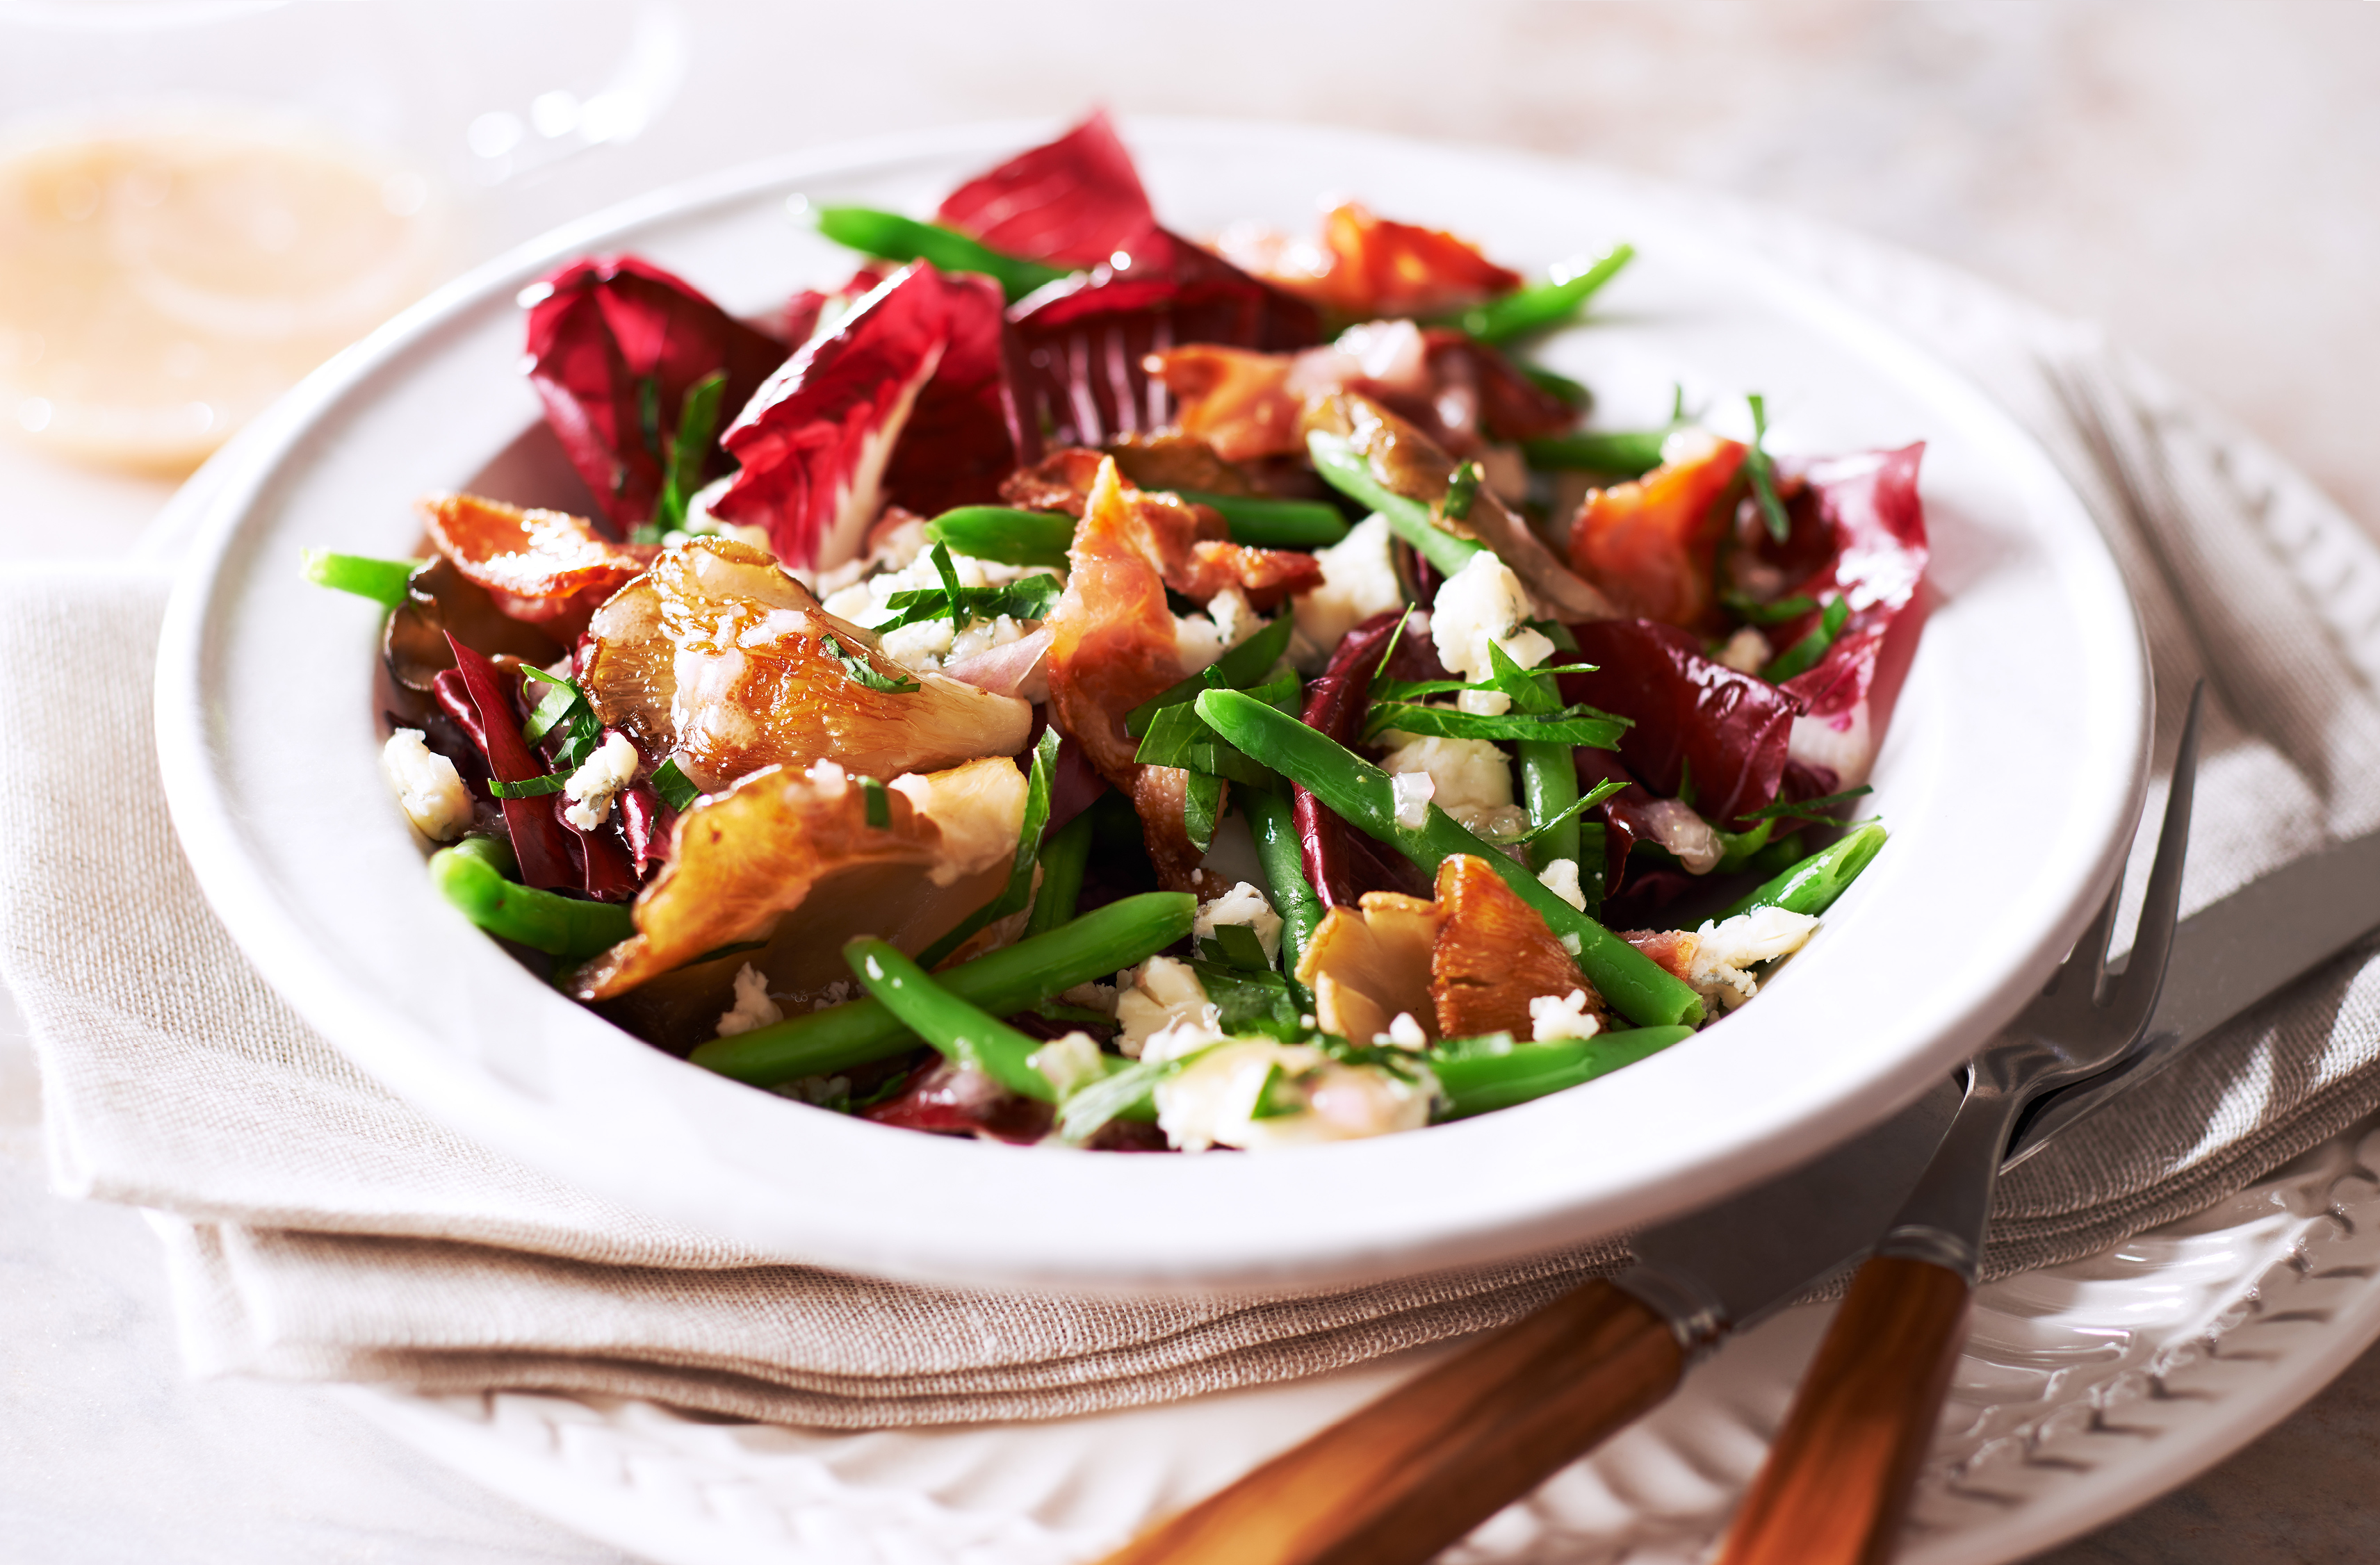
[154,119,2146,1291]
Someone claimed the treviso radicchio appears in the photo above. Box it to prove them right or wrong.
[708,263,1013,569]
[934,108,1156,269]
[522,256,788,531]
[1772,444,1930,792]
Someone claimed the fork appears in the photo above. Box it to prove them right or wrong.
[1714,682,2204,1565]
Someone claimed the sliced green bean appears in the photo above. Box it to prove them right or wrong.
[813,206,1071,303]
[303,548,420,609]
[1431,1026,1694,1119]
[842,937,1059,1101]
[1451,243,1636,345]
[1521,429,1670,476]
[923,506,1075,568]
[1713,822,1887,923]
[1026,812,1094,937]
[1174,490,1350,548]
[1307,431,1482,581]
[1125,613,1296,737]
[1244,787,1323,994]
[1518,363,1590,409]
[690,892,1193,1085]
[430,838,633,959]
[1196,689,1704,1030]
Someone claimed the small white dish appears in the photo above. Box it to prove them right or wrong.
[153,119,2146,1291]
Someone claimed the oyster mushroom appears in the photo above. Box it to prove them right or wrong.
[1428,853,1601,1040]
[568,754,1027,1002]
[583,536,1032,794]
[418,492,657,642]
[1293,890,1443,1046]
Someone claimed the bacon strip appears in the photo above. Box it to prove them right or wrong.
[998,449,1321,609]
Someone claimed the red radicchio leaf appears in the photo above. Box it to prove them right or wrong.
[1295,610,1443,908]
[1004,227,1322,461]
[863,1060,1052,1144]
[1558,621,1804,830]
[1773,445,1930,785]
[617,782,670,879]
[1421,330,1577,443]
[935,109,1156,269]
[710,263,1013,570]
[523,256,788,530]
[440,635,580,892]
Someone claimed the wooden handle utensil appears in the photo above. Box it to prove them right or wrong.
[1098,1279,1684,1565]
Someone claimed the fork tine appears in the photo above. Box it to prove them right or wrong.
[2105,681,2205,1020]
[2048,877,2125,999]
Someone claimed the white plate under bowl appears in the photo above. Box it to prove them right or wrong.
[153,119,2147,1292]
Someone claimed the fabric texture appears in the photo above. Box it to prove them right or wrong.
[7,233,2380,1429]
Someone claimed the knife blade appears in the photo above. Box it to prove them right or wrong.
[2006,824,2380,1165]
[1097,825,2380,1565]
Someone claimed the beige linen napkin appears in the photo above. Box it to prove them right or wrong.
[8,262,2380,1428]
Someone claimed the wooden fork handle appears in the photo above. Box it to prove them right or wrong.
[1715,1254,1973,1565]
[1098,1278,1685,1565]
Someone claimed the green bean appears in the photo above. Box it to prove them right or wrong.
[430,837,633,959]
[842,937,1059,1101]
[1125,613,1296,736]
[1025,812,1094,937]
[1196,690,1704,1029]
[1243,787,1323,994]
[690,892,1193,1085]
[813,206,1071,304]
[1306,431,1483,581]
[1431,1026,1695,1119]
[1713,822,1887,923]
[923,506,1075,568]
[1519,364,1590,409]
[1174,490,1350,548]
[1520,429,1670,477]
[1519,623,1583,878]
[1451,243,1636,345]
[302,548,420,609]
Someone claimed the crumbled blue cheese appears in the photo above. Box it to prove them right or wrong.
[1377,1012,1429,1051]
[380,728,473,843]
[1195,880,1285,967]
[1689,906,1823,1008]
[1153,1040,1437,1153]
[1536,857,1587,912]
[1377,732,1526,840]
[819,544,1052,674]
[1389,769,1436,829]
[1290,514,1403,667]
[1027,1030,1107,1098]
[1715,626,1773,675]
[1638,797,1724,874]
[1173,586,1262,675]
[714,963,785,1038]
[562,730,642,831]
[1431,551,1554,714]
[1059,981,1119,1015]
[1115,956,1217,1058]
[1530,989,1603,1042]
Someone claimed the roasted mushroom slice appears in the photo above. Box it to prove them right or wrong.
[1293,890,1444,1046]
[568,754,1027,1002]
[583,536,1033,792]
[1428,853,1601,1040]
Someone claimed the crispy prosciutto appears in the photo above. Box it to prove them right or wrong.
[1566,430,1749,630]
[934,109,1156,270]
[997,450,1322,609]
[418,493,655,643]
[523,256,788,531]
[1042,457,1209,890]
[1216,203,1522,319]
[710,263,1013,570]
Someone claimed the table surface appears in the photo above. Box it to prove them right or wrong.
[3,4,2375,1560]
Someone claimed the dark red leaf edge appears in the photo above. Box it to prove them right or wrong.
[935,109,1156,269]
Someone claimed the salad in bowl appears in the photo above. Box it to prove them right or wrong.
[316,113,1926,1158]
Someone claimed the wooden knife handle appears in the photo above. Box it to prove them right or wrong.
[1715,1254,1973,1565]
[1098,1278,1685,1565]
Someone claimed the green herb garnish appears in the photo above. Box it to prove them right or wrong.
[650,757,701,812]
[1744,393,1791,543]
[820,632,920,694]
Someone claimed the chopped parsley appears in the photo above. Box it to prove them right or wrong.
[1743,393,1792,543]
[819,631,919,694]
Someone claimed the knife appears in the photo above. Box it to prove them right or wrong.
[1098,821,2380,1565]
